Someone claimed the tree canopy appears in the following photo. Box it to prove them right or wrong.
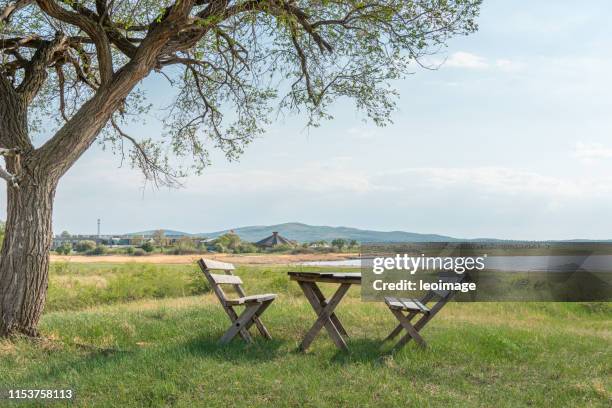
[0,0,482,338]
[0,0,481,186]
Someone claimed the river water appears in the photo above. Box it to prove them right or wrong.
[302,255,612,271]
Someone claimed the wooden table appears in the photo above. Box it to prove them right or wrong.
[288,271,361,352]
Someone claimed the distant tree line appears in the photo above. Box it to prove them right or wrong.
[53,231,360,256]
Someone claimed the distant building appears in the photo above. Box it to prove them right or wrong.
[308,241,331,248]
[52,231,207,250]
[128,235,153,246]
[52,234,128,249]
[254,231,296,248]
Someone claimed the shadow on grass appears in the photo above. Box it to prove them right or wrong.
[16,331,285,387]
[13,329,425,387]
[16,344,136,386]
[331,338,383,362]
[322,336,428,365]
[179,333,285,363]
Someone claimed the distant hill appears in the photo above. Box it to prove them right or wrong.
[198,222,461,243]
[125,229,192,237]
[114,223,612,243]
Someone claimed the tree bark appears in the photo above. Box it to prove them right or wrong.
[0,176,56,337]
[0,1,194,338]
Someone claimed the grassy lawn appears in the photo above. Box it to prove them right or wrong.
[0,262,610,407]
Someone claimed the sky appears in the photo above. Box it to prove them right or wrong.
[3,0,612,240]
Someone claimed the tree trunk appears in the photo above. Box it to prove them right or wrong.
[0,177,56,337]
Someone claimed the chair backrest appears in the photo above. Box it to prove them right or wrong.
[421,272,469,310]
[198,258,247,306]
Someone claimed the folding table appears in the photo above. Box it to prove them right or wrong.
[288,271,361,352]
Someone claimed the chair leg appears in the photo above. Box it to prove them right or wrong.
[225,305,253,342]
[253,316,272,339]
[390,309,427,349]
[384,324,403,342]
[219,303,262,344]
[384,311,418,342]
[251,299,274,339]
[243,300,274,336]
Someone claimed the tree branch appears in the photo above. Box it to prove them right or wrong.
[36,0,197,178]
[0,166,18,187]
[35,0,114,84]
[53,62,68,121]
[0,71,17,97]
[0,0,32,24]
[0,0,481,188]
[276,1,333,53]
[110,116,180,187]
[16,32,67,103]
[289,30,317,105]
[0,147,21,187]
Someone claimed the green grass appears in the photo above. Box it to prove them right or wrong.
[0,262,610,407]
[46,262,340,312]
[46,262,209,312]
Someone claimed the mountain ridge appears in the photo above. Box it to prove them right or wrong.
[129,222,466,242]
[125,223,612,243]
[200,222,462,243]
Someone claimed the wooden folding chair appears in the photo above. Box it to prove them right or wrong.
[198,258,277,344]
[383,274,467,350]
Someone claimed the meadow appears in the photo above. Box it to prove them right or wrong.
[0,261,610,407]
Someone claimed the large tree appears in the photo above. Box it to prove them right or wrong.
[0,0,480,337]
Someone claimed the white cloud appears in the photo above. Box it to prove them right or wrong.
[183,161,375,194]
[574,142,612,162]
[445,52,489,69]
[178,165,612,202]
[374,167,612,198]
[430,51,526,72]
[346,127,380,140]
[494,59,526,72]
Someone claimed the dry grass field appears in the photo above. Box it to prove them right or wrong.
[50,252,359,265]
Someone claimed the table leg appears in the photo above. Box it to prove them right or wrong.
[298,281,343,342]
[309,283,349,338]
[298,281,338,350]
[298,281,351,352]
